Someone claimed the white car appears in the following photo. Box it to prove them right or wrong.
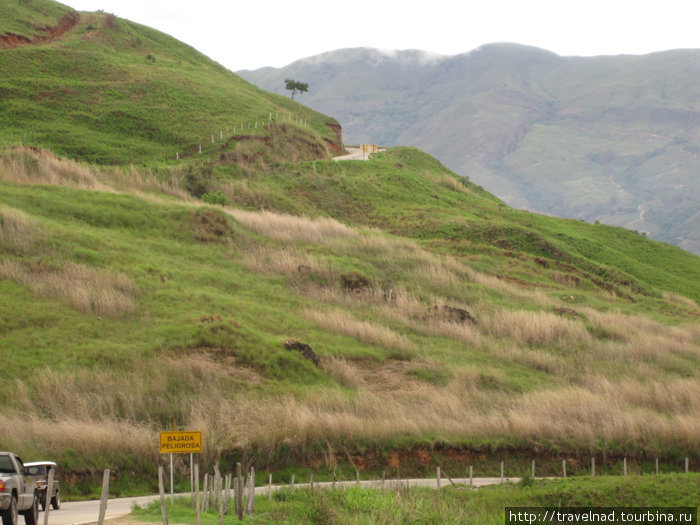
[22,463,59,512]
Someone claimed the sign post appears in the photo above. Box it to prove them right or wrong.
[159,431,202,454]
[159,431,202,503]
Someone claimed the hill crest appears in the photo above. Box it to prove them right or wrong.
[0,0,343,165]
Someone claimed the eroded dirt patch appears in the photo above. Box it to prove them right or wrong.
[0,11,79,48]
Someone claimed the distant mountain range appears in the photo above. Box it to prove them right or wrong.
[239,44,700,254]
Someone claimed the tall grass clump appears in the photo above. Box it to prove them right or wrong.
[0,260,138,316]
[0,147,188,199]
[229,208,360,244]
[0,205,44,253]
[304,308,415,354]
[481,308,591,347]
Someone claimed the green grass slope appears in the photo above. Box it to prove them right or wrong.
[0,0,342,164]
[202,146,700,305]
[1,146,698,496]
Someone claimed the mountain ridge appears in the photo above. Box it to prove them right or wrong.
[239,44,700,254]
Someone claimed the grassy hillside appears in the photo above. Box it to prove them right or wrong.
[0,0,342,164]
[239,45,700,254]
[1,146,698,496]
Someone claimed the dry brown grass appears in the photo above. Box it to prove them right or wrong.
[662,291,699,310]
[0,147,188,199]
[0,413,156,460]
[238,244,340,283]
[0,260,138,316]
[304,308,415,353]
[209,372,700,454]
[481,308,592,347]
[8,347,700,462]
[228,208,360,244]
[501,383,700,449]
[582,308,661,342]
[323,356,365,389]
[490,345,568,374]
[422,318,483,348]
[0,205,44,253]
[464,266,561,308]
[220,179,271,210]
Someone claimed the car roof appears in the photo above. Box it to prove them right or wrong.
[24,462,57,467]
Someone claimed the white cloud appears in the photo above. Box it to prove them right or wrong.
[62,0,700,70]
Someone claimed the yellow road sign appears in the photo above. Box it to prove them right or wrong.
[159,431,202,453]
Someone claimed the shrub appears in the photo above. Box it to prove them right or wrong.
[341,272,372,293]
[201,190,228,206]
[183,167,211,197]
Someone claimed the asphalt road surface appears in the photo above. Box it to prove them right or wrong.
[40,495,160,525]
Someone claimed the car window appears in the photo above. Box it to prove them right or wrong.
[0,456,13,473]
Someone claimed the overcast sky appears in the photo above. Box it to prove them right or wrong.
[62,0,700,71]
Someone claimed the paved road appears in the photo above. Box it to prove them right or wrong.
[48,477,520,524]
[40,495,161,525]
[333,146,385,161]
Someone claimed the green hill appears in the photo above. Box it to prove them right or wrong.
[239,45,700,255]
[0,0,342,164]
[1,0,699,496]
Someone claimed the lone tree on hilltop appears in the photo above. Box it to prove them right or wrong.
[284,78,308,100]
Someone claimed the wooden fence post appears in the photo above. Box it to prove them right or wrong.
[194,464,200,525]
[290,473,295,495]
[235,463,243,520]
[42,468,54,525]
[562,460,567,478]
[356,470,360,486]
[591,457,595,477]
[248,467,255,516]
[685,457,689,473]
[500,461,504,483]
[170,454,174,505]
[202,474,208,512]
[158,466,168,525]
[623,458,627,476]
[215,466,223,525]
[655,457,659,475]
[97,469,110,525]
[469,466,473,488]
[436,466,441,490]
[224,473,231,515]
[310,472,314,490]
[190,454,194,502]
[531,460,535,478]
[268,473,272,502]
